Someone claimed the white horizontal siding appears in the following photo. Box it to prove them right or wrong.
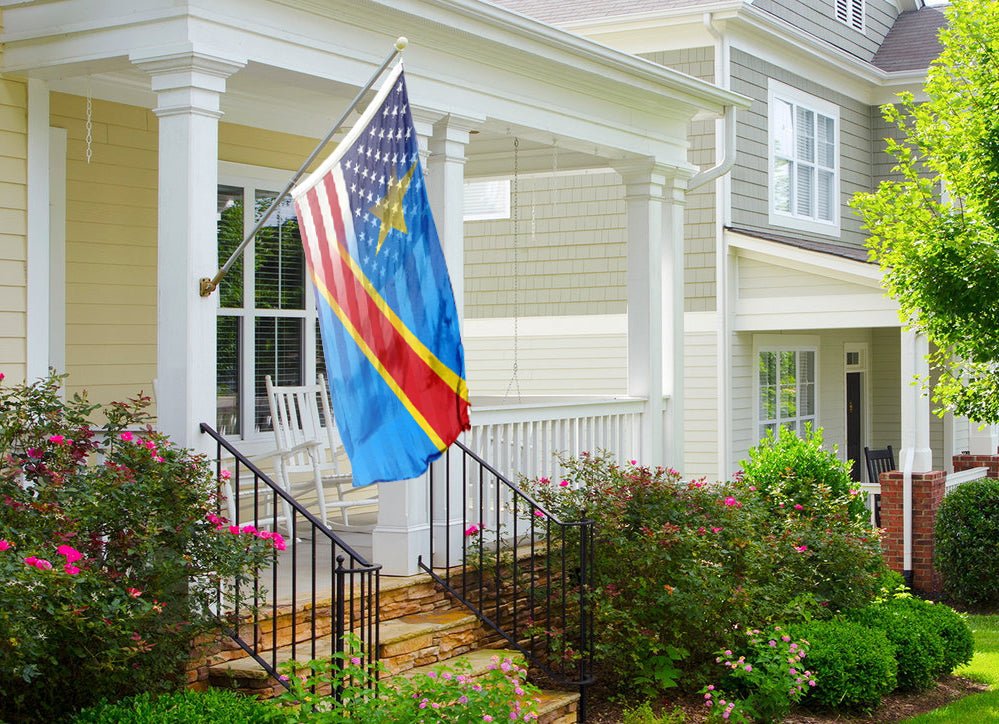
[684,331,719,480]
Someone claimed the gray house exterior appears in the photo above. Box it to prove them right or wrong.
[471,0,985,482]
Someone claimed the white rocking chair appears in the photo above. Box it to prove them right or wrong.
[265,374,376,529]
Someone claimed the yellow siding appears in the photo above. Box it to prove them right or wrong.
[51,94,321,409]
[219,122,319,170]
[0,76,26,383]
[51,92,158,406]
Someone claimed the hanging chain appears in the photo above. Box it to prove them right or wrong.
[504,136,522,403]
[85,80,93,164]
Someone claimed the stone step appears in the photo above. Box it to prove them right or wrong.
[207,609,484,695]
[536,689,581,724]
[395,647,526,680]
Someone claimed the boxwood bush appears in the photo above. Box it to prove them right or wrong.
[935,478,999,606]
[790,619,896,711]
[908,599,974,675]
[848,597,947,691]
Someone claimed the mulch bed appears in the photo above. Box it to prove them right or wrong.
[585,675,989,722]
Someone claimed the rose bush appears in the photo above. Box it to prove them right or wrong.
[0,374,276,722]
[520,436,885,695]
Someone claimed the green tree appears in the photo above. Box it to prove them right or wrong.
[853,0,999,423]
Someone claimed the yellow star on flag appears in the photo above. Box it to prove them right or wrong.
[372,162,417,254]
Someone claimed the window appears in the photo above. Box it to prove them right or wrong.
[768,80,839,235]
[217,168,323,439]
[757,348,817,439]
[835,0,865,32]
[464,179,510,221]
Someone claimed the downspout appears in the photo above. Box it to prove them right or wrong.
[688,103,737,190]
[902,447,914,588]
[693,12,735,481]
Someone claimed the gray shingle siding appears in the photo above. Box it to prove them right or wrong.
[642,47,718,313]
[751,0,897,62]
[730,47,872,251]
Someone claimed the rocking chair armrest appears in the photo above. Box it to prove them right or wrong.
[276,440,323,459]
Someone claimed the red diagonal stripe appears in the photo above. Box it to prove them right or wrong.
[303,173,468,446]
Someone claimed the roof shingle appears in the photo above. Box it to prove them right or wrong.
[872,6,947,72]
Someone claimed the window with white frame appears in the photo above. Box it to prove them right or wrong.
[768,80,840,235]
[835,0,865,32]
[464,179,510,221]
[216,175,326,438]
[758,348,817,440]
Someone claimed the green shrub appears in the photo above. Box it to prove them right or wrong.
[519,438,885,695]
[274,637,540,722]
[0,375,276,722]
[848,598,947,691]
[907,599,974,675]
[740,425,869,522]
[791,619,896,711]
[701,625,815,723]
[620,702,685,724]
[73,690,281,723]
[935,478,999,606]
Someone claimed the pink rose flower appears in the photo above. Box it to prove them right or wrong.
[794,503,804,510]
[220,469,232,480]
[64,564,81,575]
[119,431,134,442]
[794,544,808,552]
[57,545,83,563]
[127,587,143,598]
[464,523,480,536]
[0,540,11,551]
[48,435,65,445]
[559,479,570,487]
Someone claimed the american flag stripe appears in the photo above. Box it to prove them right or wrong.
[298,176,466,449]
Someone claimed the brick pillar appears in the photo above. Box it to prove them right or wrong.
[952,453,999,478]
[879,469,946,594]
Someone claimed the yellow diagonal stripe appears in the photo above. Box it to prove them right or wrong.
[316,175,470,404]
[311,268,448,452]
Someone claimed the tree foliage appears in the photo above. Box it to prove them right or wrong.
[852,0,999,422]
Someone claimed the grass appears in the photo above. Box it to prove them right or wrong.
[903,613,999,723]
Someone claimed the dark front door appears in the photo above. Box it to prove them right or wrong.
[847,372,862,481]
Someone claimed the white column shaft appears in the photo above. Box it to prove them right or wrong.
[134,51,244,450]
[26,79,50,381]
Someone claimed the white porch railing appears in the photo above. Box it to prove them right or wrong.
[858,465,989,528]
[467,396,646,484]
[946,466,988,494]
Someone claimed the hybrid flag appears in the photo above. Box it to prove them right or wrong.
[292,63,470,487]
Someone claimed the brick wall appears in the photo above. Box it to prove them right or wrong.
[952,453,999,478]
[879,469,946,594]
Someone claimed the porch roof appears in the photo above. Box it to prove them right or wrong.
[0,0,748,172]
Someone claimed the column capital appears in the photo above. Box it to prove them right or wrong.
[131,46,246,119]
[614,158,694,201]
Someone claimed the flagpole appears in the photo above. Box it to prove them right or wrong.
[200,36,409,297]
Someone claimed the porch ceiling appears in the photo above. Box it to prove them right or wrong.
[0,0,748,171]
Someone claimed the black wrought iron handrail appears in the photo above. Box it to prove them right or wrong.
[419,439,594,720]
[200,423,381,693]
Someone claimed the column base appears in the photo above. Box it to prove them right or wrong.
[371,523,430,577]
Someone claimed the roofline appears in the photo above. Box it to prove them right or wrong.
[437,0,751,110]
[726,229,886,288]
[560,2,935,90]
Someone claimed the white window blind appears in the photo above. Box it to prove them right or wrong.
[464,179,510,221]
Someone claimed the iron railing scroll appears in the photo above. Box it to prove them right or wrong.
[200,423,381,695]
[419,440,594,720]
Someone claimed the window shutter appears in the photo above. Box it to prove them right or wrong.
[464,179,510,221]
[835,0,849,23]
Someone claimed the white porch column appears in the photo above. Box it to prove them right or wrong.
[899,328,932,583]
[132,49,244,450]
[969,422,999,455]
[26,79,50,381]
[427,114,480,566]
[617,161,689,469]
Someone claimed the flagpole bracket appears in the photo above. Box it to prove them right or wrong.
[199,277,217,297]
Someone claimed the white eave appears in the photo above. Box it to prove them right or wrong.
[560,1,933,102]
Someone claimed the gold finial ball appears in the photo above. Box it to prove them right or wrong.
[395,37,408,51]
